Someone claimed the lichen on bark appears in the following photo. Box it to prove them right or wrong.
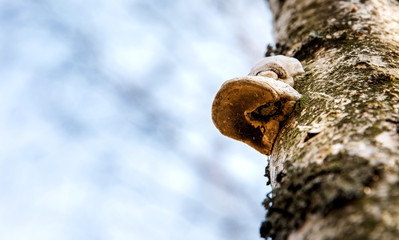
[262,0,399,239]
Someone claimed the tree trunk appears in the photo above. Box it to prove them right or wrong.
[261,0,399,239]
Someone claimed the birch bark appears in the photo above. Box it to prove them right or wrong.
[261,0,399,239]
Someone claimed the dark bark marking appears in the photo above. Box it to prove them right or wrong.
[260,153,383,240]
[303,131,320,143]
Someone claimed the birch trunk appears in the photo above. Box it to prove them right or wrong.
[261,0,399,239]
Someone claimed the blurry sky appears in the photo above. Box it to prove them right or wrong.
[0,0,273,239]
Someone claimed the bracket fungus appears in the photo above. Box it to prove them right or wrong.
[212,55,304,155]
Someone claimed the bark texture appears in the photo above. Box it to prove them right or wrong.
[261,0,399,239]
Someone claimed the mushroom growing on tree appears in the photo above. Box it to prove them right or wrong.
[212,55,304,155]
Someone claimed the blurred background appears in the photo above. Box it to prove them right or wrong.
[0,0,274,239]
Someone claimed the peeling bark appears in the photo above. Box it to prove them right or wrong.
[261,0,399,239]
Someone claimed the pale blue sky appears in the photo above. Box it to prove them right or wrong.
[0,0,273,239]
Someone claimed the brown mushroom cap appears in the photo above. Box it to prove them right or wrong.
[212,76,301,155]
